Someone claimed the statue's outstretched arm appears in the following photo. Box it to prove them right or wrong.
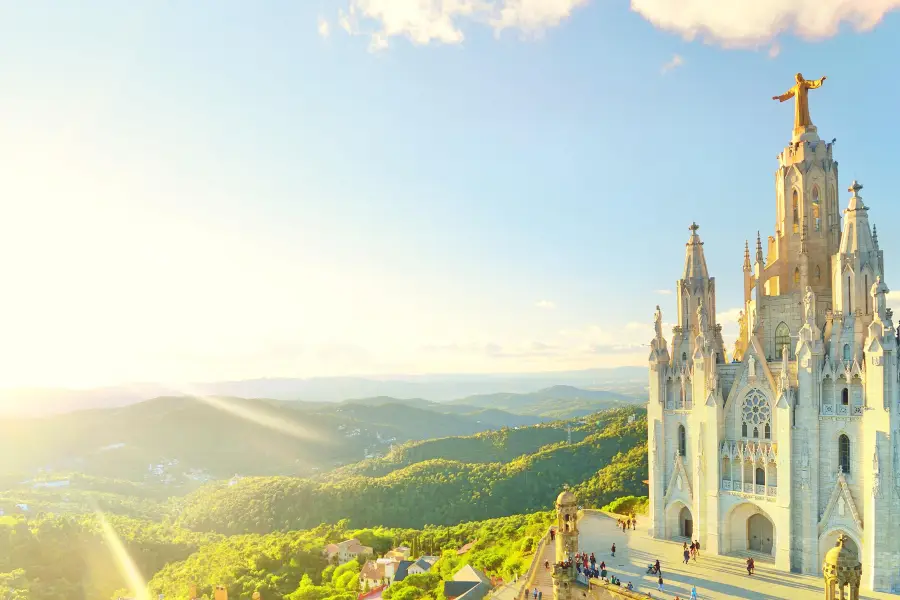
[807,76,826,89]
[772,89,794,102]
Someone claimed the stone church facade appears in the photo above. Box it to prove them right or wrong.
[646,85,900,593]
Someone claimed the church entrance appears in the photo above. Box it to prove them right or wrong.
[679,506,693,539]
[748,513,774,554]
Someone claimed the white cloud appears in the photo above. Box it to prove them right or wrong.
[717,307,743,325]
[630,0,900,48]
[536,299,556,309]
[331,0,900,51]
[334,0,589,50]
[660,53,684,73]
[318,17,331,38]
[654,289,673,295]
[768,43,781,58]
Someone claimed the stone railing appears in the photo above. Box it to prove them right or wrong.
[516,529,551,600]
[588,579,648,600]
[721,479,776,502]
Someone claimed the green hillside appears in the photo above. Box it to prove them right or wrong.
[0,396,535,484]
[319,408,636,481]
[175,408,647,534]
[449,385,641,419]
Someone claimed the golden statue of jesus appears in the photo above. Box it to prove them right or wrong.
[772,73,826,133]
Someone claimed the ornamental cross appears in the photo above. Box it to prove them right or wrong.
[689,222,700,233]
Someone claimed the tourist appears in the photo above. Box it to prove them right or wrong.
[654,559,661,574]
[746,557,753,576]
[657,574,664,592]
[683,547,690,564]
[626,582,634,591]
[694,540,700,557]
[538,591,543,600]
[550,529,555,541]
[610,543,616,557]
[690,585,698,600]
[545,560,550,571]
[590,552,595,566]
[632,517,637,530]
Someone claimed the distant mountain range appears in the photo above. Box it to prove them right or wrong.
[0,367,647,417]
[0,383,647,483]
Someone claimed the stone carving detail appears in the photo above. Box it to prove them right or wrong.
[798,439,810,489]
[748,356,757,378]
[873,446,882,499]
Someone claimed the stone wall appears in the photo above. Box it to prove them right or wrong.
[585,581,647,600]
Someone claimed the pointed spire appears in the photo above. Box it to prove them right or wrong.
[873,224,879,248]
[755,231,764,264]
[743,240,751,272]
[683,222,709,279]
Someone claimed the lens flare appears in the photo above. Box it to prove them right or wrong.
[94,509,150,600]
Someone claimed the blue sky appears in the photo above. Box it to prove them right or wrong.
[1,1,900,387]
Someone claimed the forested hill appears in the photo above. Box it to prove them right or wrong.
[0,395,539,483]
[320,408,631,481]
[175,408,648,534]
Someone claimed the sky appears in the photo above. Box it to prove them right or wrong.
[2,1,900,388]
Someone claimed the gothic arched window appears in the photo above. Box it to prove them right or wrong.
[793,267,800,285]
[792,190,800,234]
[764,423,771,439]
[841,388,849,406]
[682,352,687,362]
[742,422,748,437]
[753,426,759,439]
[843,344,851,361]
[815,265,821,281]
[838,434,851,474]
[812,186,821,231]
[755,467,765,486]
[678,425,686,456]
[865,274,870,314]
[775,322,790,359]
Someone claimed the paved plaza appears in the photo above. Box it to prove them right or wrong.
[576,511,896,600]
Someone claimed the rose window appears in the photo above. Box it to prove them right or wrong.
[741,391,770,438]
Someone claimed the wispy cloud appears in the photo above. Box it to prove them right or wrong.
[334,0,589,50]
[768,43,781,58]
[318,17,331,38]
[661,54,684,74]
[654,289,673,295]
[536,300,556,310]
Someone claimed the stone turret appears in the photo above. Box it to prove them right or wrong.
[552,488,578,600]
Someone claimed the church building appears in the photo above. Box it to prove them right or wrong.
[646,75,900,593]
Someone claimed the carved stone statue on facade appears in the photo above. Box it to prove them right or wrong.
[697,300,709,336]
[804,286,816,327]
[871,276,889,322]
[773,73,826,134]
[654,305,663,341]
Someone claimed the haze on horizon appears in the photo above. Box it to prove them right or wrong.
[2,2,900,389]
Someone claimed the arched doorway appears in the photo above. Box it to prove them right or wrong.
[748,514,774,555]
[679,506,693,539]
[819,529,860,565]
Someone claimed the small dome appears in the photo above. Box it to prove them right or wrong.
[556,489,577,506]
[824,535,860,569]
